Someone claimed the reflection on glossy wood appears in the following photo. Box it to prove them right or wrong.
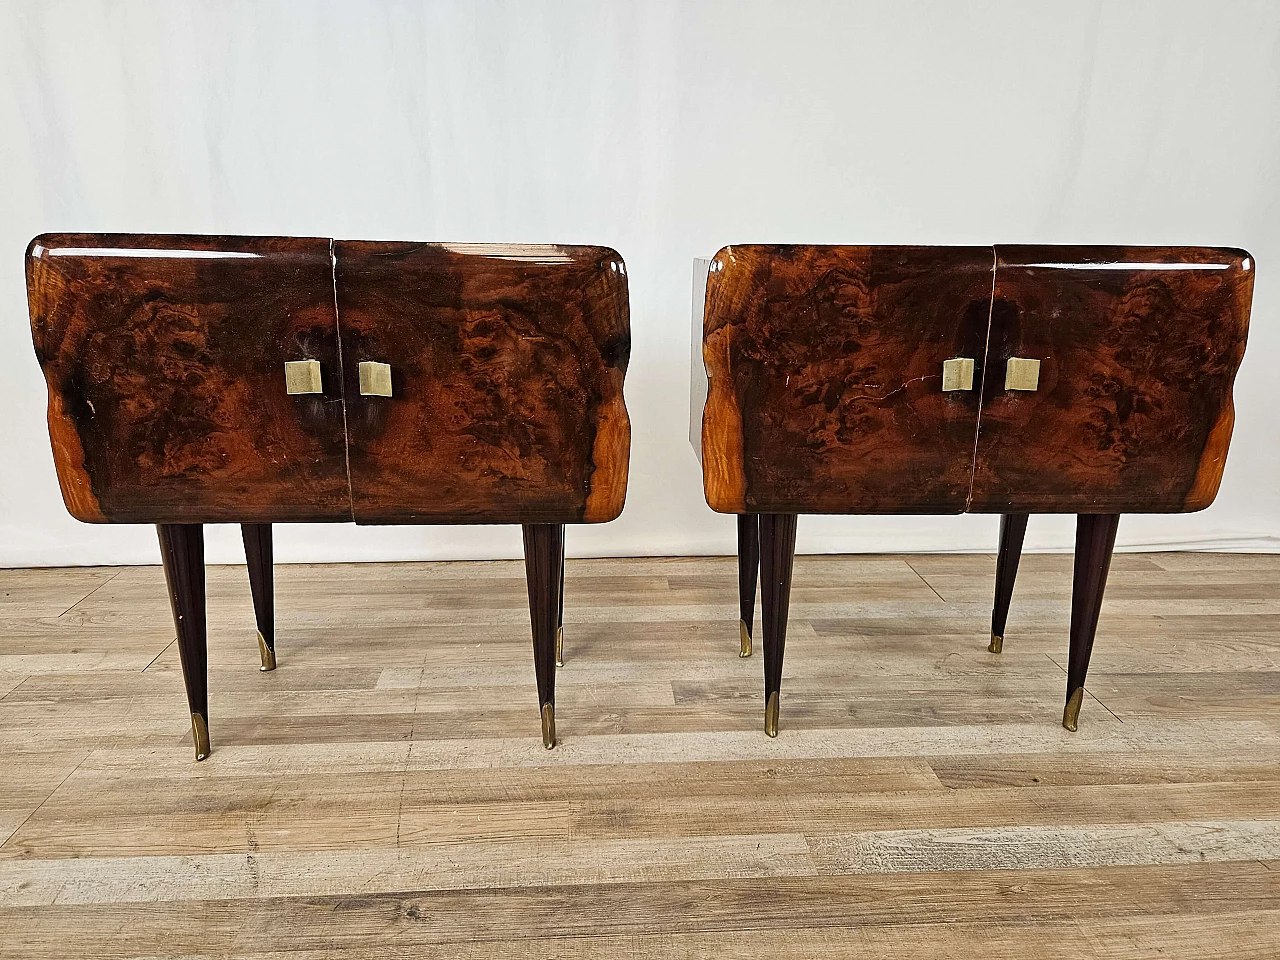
[700,245,994,514]
[336,242,631,524]
[971,246,1252,513]
[28,234,349,523]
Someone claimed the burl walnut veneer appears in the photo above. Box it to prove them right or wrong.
[29,234,631,756]
[692,244,1253,735]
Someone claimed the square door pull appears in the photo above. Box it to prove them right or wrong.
[359,361,393,397]
[283,360,323,395]
[1005,357,1041,391]
[941,357,975,392]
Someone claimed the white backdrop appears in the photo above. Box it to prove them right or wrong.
[2,0,1278,567]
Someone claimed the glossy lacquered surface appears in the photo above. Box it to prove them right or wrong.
[698,244,1252,515]
[700,245,993,514]
[971,246,1253,513]
[335,242,631,524]
[27,235,348,523]
[29,235,631,525]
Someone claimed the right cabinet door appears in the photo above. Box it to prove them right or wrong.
[969,245,1253,514]
[334,242,631,525]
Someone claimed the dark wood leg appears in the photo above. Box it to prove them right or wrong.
[759,513,798,737]
[555,535,566,667]
[989,513,1029,653]
[240,523,276,671]
[157,523,210,761]
[737,514,760,657]
[1064,513,1121,731]
[523,523,565,748]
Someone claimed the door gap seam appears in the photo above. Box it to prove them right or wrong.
[965,245,998,513]
[330,238,356,522]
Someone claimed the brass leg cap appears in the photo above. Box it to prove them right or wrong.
[764,691,780,738]
[257,630,277,672]
[988,631,1004,654]
[1063,687,1085,732]
[541,702,557,749]
[555,626,564,668]
[739,620,753,658]
[190,712,210,761]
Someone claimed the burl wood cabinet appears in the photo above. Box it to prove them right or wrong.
[29,234,631,756]
[692,244,1253,735]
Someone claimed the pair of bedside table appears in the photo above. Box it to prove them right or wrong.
[28,236,1252,756]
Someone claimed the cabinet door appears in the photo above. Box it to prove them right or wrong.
[27,234,350,523]
[700,245,994,514]
[334,242,631,524]
[969,246,1253,513]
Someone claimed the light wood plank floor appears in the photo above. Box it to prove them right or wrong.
[1,552,1279,958]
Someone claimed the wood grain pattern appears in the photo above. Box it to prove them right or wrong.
[335,242,631,524]
[971,245,1253,512]
[1,552,1278,957]
[30,236,632,527]
[27,234,350,523]
[701,245,994,513]
[697,244,1253,516]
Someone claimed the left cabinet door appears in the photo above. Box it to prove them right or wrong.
[28,235,352,522]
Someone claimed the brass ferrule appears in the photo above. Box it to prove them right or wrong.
[1063,687,1085,732]
[541,702,557,749]
[190,713,210,761]
[257,631,277,672]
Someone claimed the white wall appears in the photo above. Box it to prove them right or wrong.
[2,0,1278,567]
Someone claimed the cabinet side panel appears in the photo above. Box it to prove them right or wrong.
[703,244,991,515]
[336,243,631,525]
[26,234,350,523]
[970,245,1253,513]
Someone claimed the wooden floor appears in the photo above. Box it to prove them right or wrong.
[1,552,1279,957]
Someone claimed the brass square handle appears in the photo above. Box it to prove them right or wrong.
[283,359,323,395]
[1005,357,1041,391]
[941,357,975,392]
[359,361,393,397]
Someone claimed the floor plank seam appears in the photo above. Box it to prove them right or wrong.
[54,568,124,619]
[901,558,947,603]
[140,637,176,673]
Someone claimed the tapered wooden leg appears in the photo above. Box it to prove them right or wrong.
[556,535,566,667]
[523,523,564,748]
[240,523,276,671]
[989,513,1029,653]
[759,513,798,737]
[157,524,210,761]
[1064,513,1121,731]
[737,514,760,657]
